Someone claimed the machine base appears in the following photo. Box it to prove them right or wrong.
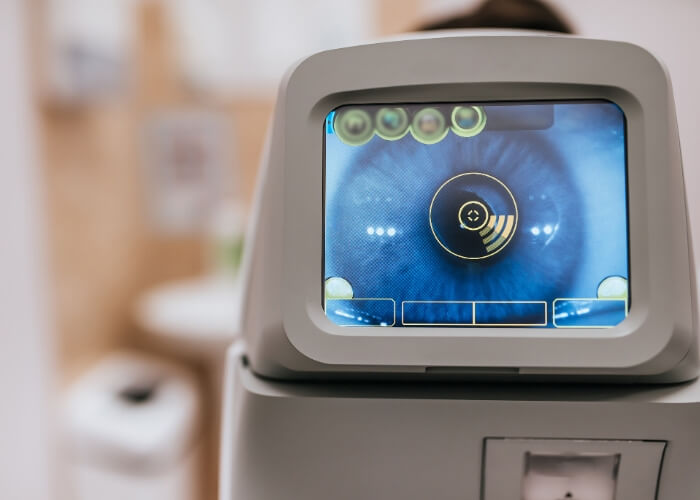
[220,345,700,500]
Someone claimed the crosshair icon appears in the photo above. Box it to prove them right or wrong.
[458,200,489,231]
[429,172,518,260]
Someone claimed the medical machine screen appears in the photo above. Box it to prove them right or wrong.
[323,101,629,328]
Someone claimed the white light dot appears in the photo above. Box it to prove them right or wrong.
[387,227,396,236]
[376,227,385,236]
[357,316,363,321]
[543,224,553,235]
[380,322,388,326]
[531,227,541,236]
[366,226,375,235]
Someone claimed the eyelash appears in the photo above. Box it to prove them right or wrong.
[325,131,584,326]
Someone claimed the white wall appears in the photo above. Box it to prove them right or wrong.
[0,1,55,499]
[554,0,700,242]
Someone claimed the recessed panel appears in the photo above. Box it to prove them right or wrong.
[483,438,665,500]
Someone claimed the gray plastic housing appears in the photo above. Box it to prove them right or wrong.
[240,33,698,382]
[220,346,700,500]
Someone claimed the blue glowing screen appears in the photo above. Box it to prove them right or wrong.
[323,101,629,328]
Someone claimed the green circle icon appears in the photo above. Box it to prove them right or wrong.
[451,105,487,137]
[375,107,410,140]
[597,276,628,300]
[411,107,448,145]
[325,277,354,300]
[334,109,374,146]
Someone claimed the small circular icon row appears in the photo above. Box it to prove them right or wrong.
[333,105,487,146]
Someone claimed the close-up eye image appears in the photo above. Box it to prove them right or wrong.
[324,101,629,328]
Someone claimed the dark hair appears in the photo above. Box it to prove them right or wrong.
[418,0,574,34]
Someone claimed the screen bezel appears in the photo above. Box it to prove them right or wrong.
[279,35,694,372]
[321,99,631,330]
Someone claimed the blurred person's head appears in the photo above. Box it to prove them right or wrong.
[418,0,573,34]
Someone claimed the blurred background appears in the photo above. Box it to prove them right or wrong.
[2,1,699,499]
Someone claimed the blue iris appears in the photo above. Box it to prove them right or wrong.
[325,128,585,326]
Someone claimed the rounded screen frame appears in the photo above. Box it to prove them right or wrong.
[277,34,695,375]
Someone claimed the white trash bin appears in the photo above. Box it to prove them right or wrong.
[63,351,203,500]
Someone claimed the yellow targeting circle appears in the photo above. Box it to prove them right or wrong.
[429,172,518,260]
[458,200,489,231]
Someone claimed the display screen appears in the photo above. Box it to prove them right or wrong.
[323,101,629,328]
